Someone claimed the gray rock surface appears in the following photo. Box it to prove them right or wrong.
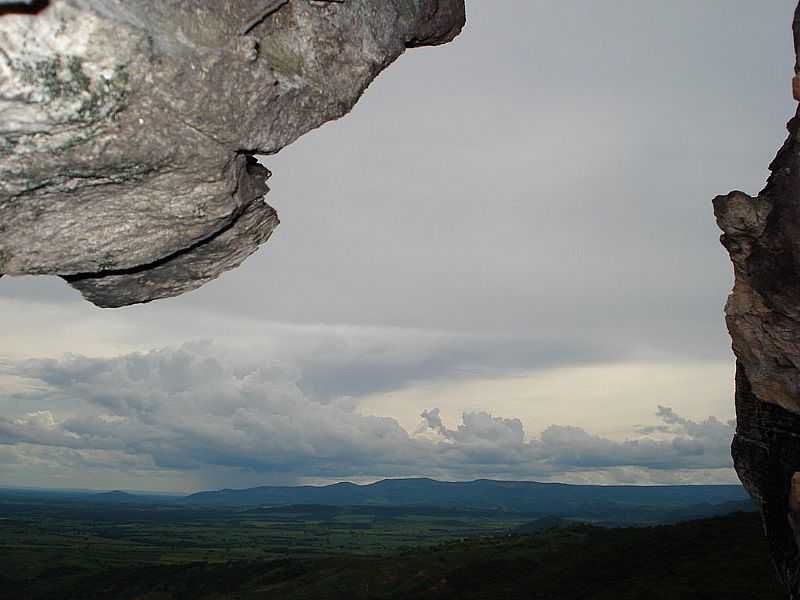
[0,0,465,306]
[714,3,800,596]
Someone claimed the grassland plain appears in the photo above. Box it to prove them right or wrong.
[0,489,781,599]
[1,511,785,600]
[0,497,536,570]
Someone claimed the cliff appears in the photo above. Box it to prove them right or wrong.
[714,3,800,597]
[0,0,465,306]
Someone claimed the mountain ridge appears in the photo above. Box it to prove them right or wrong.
[184,477,749,515]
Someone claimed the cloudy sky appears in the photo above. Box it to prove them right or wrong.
[1,0,797,492]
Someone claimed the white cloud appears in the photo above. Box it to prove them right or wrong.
[0,343,736,491]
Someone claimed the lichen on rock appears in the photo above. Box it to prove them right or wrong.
[0,0,466,306]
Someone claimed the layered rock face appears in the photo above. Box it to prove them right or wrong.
[0,0,465,307]
[714,4,800,596]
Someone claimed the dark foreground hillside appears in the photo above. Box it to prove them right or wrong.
[7,511,785,600]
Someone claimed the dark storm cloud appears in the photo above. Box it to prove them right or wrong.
[0,345,734,486]
[293,333,618,400]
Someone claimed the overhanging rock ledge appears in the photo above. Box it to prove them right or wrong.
[0,0,466,307]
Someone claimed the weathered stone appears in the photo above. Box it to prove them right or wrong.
[714,3,800,596]
[0,0,465,306]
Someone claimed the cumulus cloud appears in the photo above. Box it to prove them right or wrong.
[0,344,737,489]
[417,407,733,476]
[420,408,446,434]
[1,343,423,480]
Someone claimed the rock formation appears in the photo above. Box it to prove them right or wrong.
[714,3,800,597]
[0,0,465,307]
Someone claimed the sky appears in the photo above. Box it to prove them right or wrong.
[1,0,797,493]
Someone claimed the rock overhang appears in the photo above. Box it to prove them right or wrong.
[0,0,466,307]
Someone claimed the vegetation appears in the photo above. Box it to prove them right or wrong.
[0,490,784,599]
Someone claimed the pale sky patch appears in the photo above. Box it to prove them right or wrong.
[358,360,736,441]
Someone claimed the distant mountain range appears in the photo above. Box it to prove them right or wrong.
[0,478,755,526]
[184,477,752,518]
[91,490,152,503]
